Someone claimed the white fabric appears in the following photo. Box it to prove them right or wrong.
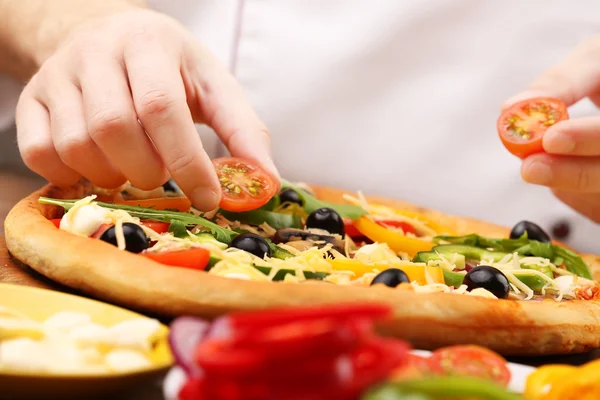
[4,0,600,251]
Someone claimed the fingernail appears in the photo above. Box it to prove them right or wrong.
[523,159,553,185]
[191,187,220,211]
[544,131,575,154]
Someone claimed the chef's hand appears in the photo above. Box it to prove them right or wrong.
[504,36,600,223]
[16,7,277,211]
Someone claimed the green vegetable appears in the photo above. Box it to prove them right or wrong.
[363,377,521,400]
[168,220,188,237]
[218,209,302,230]
[39,197,293,260]
[258,195,281,211]
[442,269,465,288]
[434,234,592,280]
[280,179,367,219]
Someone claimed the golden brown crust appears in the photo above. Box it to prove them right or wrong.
[6,183,600,356]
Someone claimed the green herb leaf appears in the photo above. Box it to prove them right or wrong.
[280,179,366,219]
[168,220,188,238]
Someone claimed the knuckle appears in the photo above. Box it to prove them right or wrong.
[88,110,131,141]
[20,142,53,170]
[137,89,176,120]
[167,152,196,175]
[55,135,95,165]
[575,166,591,191]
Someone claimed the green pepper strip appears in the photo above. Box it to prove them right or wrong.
[363,377,522,400]
[280,179,367,219]
[38,197,294,260]
[434,234,592,280]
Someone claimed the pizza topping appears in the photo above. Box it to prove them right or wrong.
[463,265,510,299]
[370,268,410,288]
[230,233,271,258]
[509,220,551,243]
[305,207,345,236]
[213,157,279,212]
[278,188,304,206]
[272,228,346,254]
[497,97,569,159]
[99,222,150,254]
[59,197,113,237]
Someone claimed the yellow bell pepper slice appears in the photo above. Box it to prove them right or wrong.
[354,216,435,257]
[524,365,577,399]
[327,259,444,284]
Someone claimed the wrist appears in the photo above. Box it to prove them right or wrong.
[31,0,147,70]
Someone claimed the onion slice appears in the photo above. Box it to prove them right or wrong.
[168,316,210,377]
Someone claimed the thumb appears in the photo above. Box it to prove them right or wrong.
[503,37,600,110]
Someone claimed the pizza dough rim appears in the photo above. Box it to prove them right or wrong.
[5,183,600,356]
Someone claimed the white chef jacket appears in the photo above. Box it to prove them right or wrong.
[1,0,600,252]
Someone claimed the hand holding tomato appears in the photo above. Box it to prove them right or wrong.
[501,37,600,223]
[14,3,278,212]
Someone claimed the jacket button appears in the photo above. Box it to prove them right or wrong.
[551,220,571,240]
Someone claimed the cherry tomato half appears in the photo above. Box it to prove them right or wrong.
[50,218,61,228]
[212,157,279,212]
[142,248,210,270]
[497,97,568,159]
[428,345,511,387]
[139,220,170,234]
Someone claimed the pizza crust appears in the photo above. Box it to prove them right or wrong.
[5,183,600,356]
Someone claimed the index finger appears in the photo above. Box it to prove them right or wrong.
[125,44,220,211]
[503,38,600,110]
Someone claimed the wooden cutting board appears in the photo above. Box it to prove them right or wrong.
[0,236,60,290]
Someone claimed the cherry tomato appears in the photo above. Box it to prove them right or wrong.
[50,218,61,228]
[375,219,417,235]
[497,97,569,159]
[213,157,279,212]
[428,345,511,387]
[228,303,391,330]
[139,220,170,234]
[142,248,210,270]
[116,197,192,212]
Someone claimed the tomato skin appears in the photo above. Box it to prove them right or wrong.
[212,157,279,213]
[116,197,191,212]
[428,345,511,387]
[178,378,205,400]
[498,97,569,159]
[142,248,210,270]
[344,218,417,237]
[50,218,62,228]
[139,220,170,234]
[375,219,417,235]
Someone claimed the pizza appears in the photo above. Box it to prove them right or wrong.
[5,156,600,356]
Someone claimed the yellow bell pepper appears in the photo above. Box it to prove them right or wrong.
[327,259,444,284]
[525,360,600,400]
[354,216,435,257]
